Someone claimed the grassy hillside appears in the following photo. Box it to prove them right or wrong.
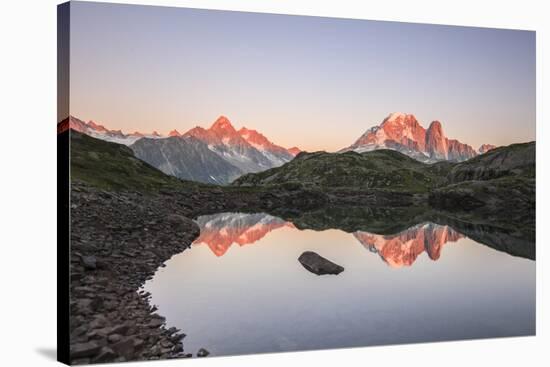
[232,142,535,214]
[233,149,448,193]
[233,143,534,189]
[70,131,204,191]
[447,142,535,183]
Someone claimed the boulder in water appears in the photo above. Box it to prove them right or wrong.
[298,251,344,275]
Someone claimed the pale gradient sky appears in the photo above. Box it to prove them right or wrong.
[69,1,535,152]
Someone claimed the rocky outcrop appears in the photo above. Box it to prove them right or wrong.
[425,120,448,160]
[298,251,344,275]
[447,139,477,161]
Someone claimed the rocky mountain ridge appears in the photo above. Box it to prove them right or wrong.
[61,115,299,184]
[342,112,493,162]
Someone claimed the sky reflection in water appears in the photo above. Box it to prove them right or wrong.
[143,212,535,357]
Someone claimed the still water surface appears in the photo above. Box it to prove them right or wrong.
[143,212,535,356]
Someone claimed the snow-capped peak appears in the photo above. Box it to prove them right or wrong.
[342,112,479,163]
[87,120,108,132]
[386,112,407,121]
[210,116,235,131]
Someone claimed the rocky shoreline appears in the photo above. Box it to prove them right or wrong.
[69,180,327,364]
[70,182,200,364]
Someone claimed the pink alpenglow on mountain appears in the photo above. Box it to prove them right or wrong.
[86,120,109,133]
[447,139,477,161]
[63,114,302,183]
[343,112,482,162]
[288,147,301,156]
[238,127,296,157]
[62,116,143,145]
[168,129,182,137]
[478,144,497,154]
[349,113,426,152]
[425,120,448,160]
[353,223,463,268]
[184,116,297,171]
[185,116,247,147]
[65,116,88,133]
[192,213,294,257]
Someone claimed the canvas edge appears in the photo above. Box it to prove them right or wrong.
[57,1,71,365]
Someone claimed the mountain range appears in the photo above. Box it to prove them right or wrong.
[63,112,497,184]
[63,115,300,184]
[341,112,495,162]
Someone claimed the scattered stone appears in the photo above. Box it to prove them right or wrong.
[81,255,97,270]
[108,334,123,344]
[87,326,111,339]
[197,348,210,357]
[71,357,91,365]
[71,325,88,338]
[173,343,183,353]
[111,338,135,359]
[170,333,185,343]
[75,298,93,310]
[89,315,108,329]
[133,338,145,349]
[148,318,164,328]
[110,323,130,336]
[160,340,172,349]
[92,347,117,363]
[71,341,101,359]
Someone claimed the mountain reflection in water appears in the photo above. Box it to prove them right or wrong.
[145,210,535,357]
[193,213,294,257]
[192,212,525,267]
